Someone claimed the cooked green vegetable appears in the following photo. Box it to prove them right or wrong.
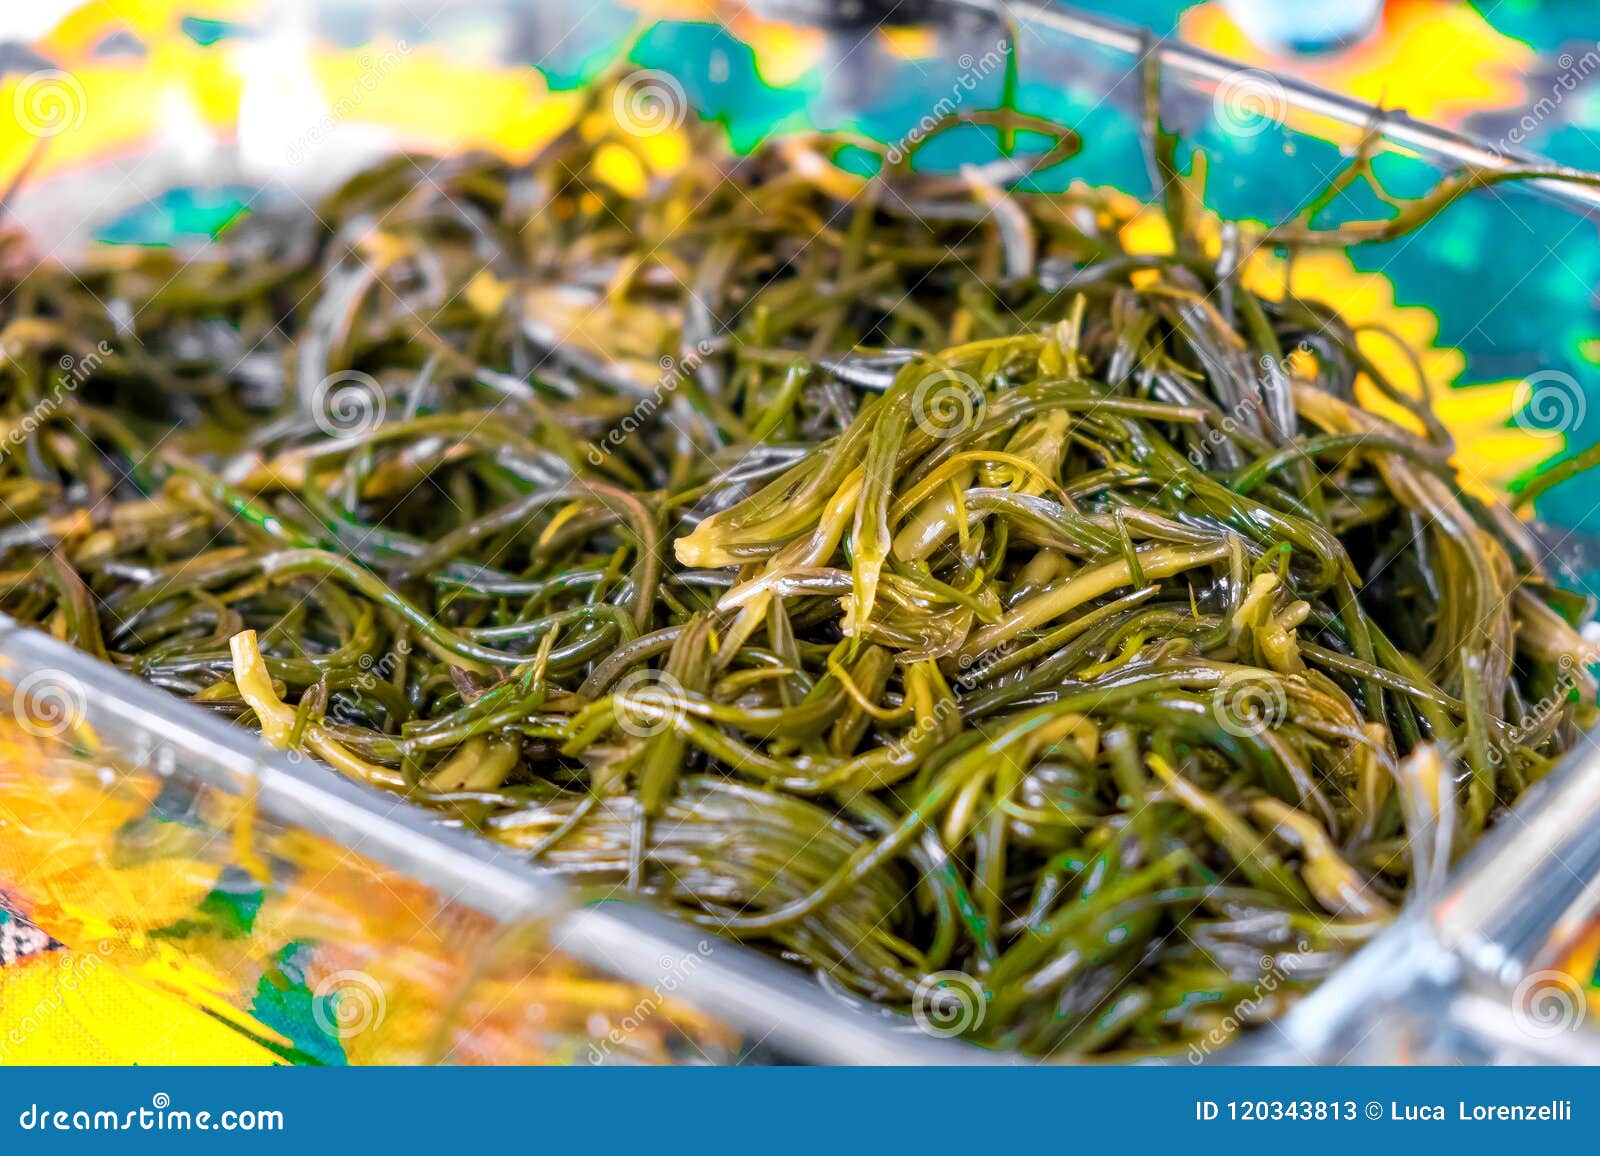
[0,68,1596,1059]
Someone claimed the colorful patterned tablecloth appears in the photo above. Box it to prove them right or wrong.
[0,706,740,1065]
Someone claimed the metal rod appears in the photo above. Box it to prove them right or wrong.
[954,0,1600,214]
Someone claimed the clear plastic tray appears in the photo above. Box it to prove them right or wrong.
[3,0,1599,1063]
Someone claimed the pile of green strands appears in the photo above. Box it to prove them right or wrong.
[2,76,1599,1058]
